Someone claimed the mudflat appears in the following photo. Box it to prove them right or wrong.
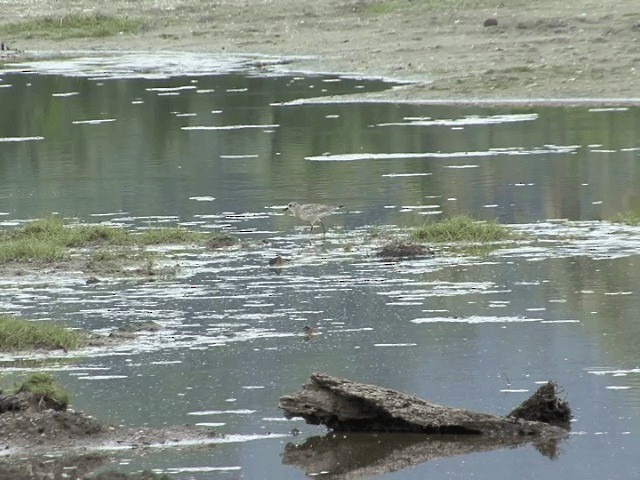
[0,0,638,103]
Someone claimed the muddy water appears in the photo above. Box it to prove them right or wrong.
[1,57,640,479]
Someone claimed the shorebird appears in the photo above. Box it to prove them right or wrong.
[284,202,343,234]
[302,325,320,341]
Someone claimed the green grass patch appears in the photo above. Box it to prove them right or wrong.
[0,314,84,352]
[0,13,147,40]
[0,217,236,265]
[15,372,70,411]
[67,224,130,246]
[11,216,130,247]
[611,210,640,226]
[0,238,67,263]
[411,215,516,243]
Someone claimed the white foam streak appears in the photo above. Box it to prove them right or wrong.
[306,145,578,162]
[146,86,197,92]
[375,113,539,127]
[72,119,116,125]
[0,136,44,142]
[411,316,542,324]
[182,124,279,131]
[188,409,256,415]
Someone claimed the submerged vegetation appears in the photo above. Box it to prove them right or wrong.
[376,240,434,259]
[411,215,516,243]
[0,314,84,352]
[0,13,147,40]
[0,216,236,276]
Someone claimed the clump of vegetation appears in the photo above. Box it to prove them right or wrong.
[0,216,236,267]
[0,314,85,352]
[15,372,70,411]
[11,216,130,249]
[411,215,516,243]
[376,240,434,259]
[0,13,147,40]
[0,238,67,263]
[611,210,640,226]
[204,234,237,249]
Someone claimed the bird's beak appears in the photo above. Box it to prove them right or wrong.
[283,206,290,212]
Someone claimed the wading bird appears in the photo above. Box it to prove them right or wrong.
[284,202,343,234]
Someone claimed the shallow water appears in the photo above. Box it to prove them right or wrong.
[1,56,640,479]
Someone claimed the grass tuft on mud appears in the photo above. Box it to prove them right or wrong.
[3,217,130,257]
[611,210,640,226]
[0,238,67,263]
[411,215,516,243]
[0,315,84,352]
[138,227,214,245]
[0,217,236,267]
[15,372,70,411]
[0,13,147,40]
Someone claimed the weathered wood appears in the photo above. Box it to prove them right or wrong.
[509,380,571,426]
[279,373,570,436]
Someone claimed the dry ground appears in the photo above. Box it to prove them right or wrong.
[0,0,639,103]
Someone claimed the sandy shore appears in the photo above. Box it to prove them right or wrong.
[1,0,639,103]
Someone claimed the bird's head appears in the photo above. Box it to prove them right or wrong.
[284,202,298,212]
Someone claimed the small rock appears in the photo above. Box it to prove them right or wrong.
[483,18,498,27]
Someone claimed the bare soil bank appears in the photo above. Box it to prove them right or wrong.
[1,0,639,104]
[0,392,216,479]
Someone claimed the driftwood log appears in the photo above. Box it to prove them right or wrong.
[279,373,570,436]
[279,374,570,478]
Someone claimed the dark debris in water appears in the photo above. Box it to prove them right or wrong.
[268,255,290,267]
[302,325,320,341]
[376,240,435,259]
[268,255,291,275]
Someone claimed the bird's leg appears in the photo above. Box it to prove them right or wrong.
[320,220,326,235]
[309,223,314,233]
